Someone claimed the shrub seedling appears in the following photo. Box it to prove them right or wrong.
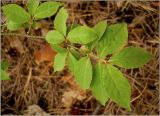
[2,0,152,111]
[2,0,62,31]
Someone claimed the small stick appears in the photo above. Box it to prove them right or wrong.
[1,32,44,39]
[92,103,101,115]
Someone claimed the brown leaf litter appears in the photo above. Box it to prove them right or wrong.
[1,1,159,115]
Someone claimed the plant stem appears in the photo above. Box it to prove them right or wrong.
[1,33,44,39]
[67,44,79,51]
[92,103,101,115]
[27,18,33,34]
[67,44,109,64]
[89,53,109,64]
[1,32,110,64]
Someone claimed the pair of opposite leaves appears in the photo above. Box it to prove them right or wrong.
[68,47,152,111]
[2,0,63,31]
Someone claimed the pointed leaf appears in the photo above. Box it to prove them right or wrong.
[7,21,23,31]
[105,64,131,111]
[67,26,98,44]
[68,52,77,73]
[1,69,10,80]
[54,52,67,71]
[51,44,67,53]
[54,7,68,36]
[93,20,107,40]
[110,46,152,69]
[2,4,30,23]
[67,24,80,34]
[97,23,128,58]
[91,63,109,105]
[85,20,107,51]
[27,0,40,15]
[74,57,92,89]
[46,30,65,44]
[34,1,62,19]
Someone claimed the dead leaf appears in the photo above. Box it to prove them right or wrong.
[61,74,87,108]
[10,38,25,54]
[129,15,146,28]
[62,89,87,108]
[24,104,50,116]
[61,74,80,89]
[40,20,50,36]
[34,43,57,65]
[116,1,124,8]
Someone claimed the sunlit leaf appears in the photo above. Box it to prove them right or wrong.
[54,7,68,36]
[74,56,92,89]
[86,21,107,51]
[1,69,10,80]
[51,44,67,53]
[93,20,107,40]
[34,1,62,19]
[105,64,131,111]
[27,0,40,15]
[97,23,128,58]
[67,24,80,34]
[68,26,98,44]
[7,21,23,31]
[54,52,67,71]
[91,63,109,105]
[68,51,77,73]
[46,30,65,44]
[110,46,152,69]
[2,4,30,23]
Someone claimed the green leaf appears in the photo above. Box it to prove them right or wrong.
[110,46,152,69]
[74,56,92,89]
[46,30,65,44]
[67,26,98,44]
[51,44,67,53]
[93,20,107,40]
[67,24,80,34]
[85,21,107,51]
[27,0,40,15]
[54,7,68,36]
[91,63,109,105]
[34,1,62,19]
[32,21,41,30]
[68,52,77,73]
[1,60,9,70]
[97,23,128,58]
[2,4,31,23]
[54,52,67,71]
[7,21,23,31]
[1,69,10,80]
[105,64,131,111]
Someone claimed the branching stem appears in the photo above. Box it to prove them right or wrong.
[1,32,109,64]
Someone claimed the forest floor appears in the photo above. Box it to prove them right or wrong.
[1,1,159,115]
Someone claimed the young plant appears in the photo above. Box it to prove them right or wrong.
[2,0,152,111]
[45,7,152,111]
[2,0,62,31]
